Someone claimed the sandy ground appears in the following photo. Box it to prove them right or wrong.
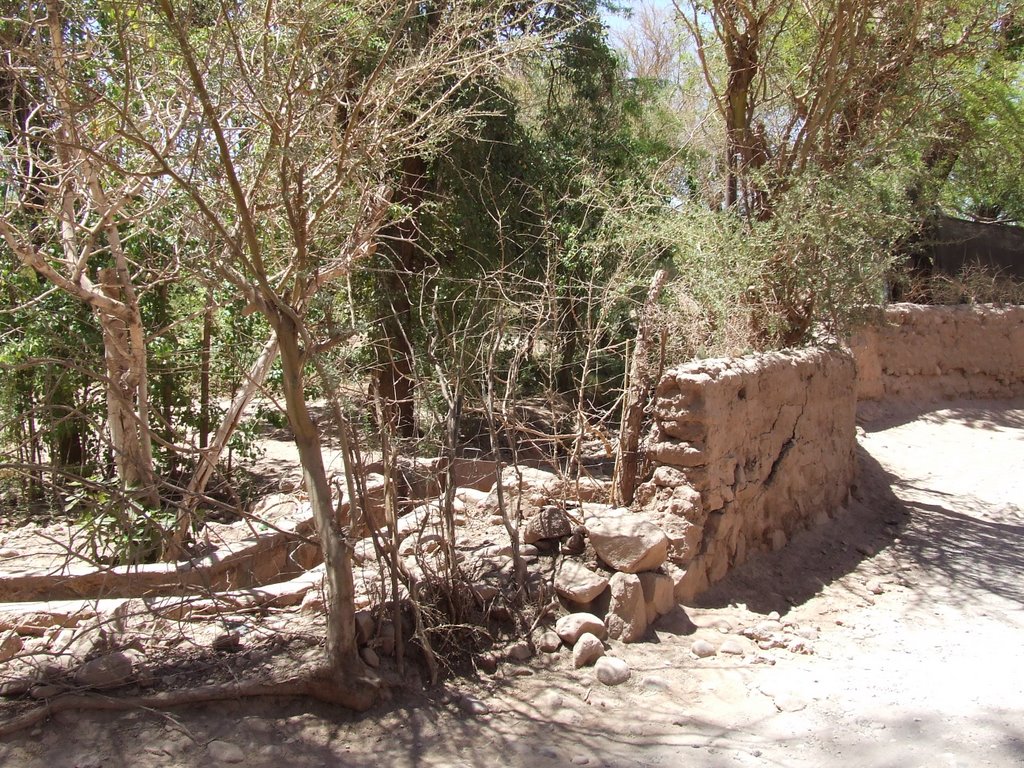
[1,398,1022,767]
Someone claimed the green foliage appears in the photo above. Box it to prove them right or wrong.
[66,480,177,566]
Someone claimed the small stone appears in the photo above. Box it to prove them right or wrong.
[866,578,885,595]
[594,656,630,686]
[460,696,490,716]
[475,652,499,674]
[561,530,586,555]
[506,640,532,661]
[207,739,245,763]
[767,611,781,621]
[690,639,717,658]
[29,683,63,699]
[571,756,592,766]
[555,613,607,645]
[773,693,808,712]
[212,632,241,653]
[360,647,380,669]
[572,632,605,668]
[719,638,745,655]
[0,547,18,558]
[537,631,562,653]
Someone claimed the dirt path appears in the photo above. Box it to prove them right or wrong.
[1,399,1022,767]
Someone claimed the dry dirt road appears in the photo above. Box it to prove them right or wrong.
[1,399,1022,768]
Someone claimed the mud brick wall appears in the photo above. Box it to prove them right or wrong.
[636,348,857,602]
[852,304,1024,401]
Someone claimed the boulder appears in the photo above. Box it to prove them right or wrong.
[586,512,669,573]
[555,612,607,645]
[637,572,676,624]
[572,632,605,668]
[0,630,23,663]
[606,573,647,643]
[554,560,609,605]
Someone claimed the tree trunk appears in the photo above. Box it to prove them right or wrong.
[275,315,361,676]
[613,269,667,507]
[372,156,427,440]
[98,268,158,506]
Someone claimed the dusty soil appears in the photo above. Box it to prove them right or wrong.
[1,398,1022,767]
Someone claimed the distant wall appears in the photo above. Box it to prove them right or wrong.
[637,348,857,602]
[852,304,1024,401]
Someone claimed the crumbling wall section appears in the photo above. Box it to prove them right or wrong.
[852,304,1024,401]
[637,348,857,602]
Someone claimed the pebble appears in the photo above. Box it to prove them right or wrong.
[866,578,885,595]
[594,656,630,686]
[537,631,562,653]
[691,639,717,658]
[719,638,746,655]
[460,696,490,716]
[207,740,245,763]
[571,756,592,765]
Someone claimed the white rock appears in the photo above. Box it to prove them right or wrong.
[719,638,746,655]
[690,639,717,658]
[594,656,630,686]
[587,513,669,573]
[606,573,647,643]
[554,560,609,604]
[572,632,605,668]
[207,739,245,763]
[555,613,608,645]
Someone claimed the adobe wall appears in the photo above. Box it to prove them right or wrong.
[636,348,858,602]
[852,304,1024,401]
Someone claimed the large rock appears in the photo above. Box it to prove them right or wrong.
[523,506,573,544]
[74,651,134,689]
[587,512,669,573]
[572,632,605,668]
[606,573,647,642]
[554,560,609,605]
[638,572,676,623]
[555,612,607,645]
[0,630,23,663]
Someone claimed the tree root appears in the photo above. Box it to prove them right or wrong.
[0,667,382,738]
